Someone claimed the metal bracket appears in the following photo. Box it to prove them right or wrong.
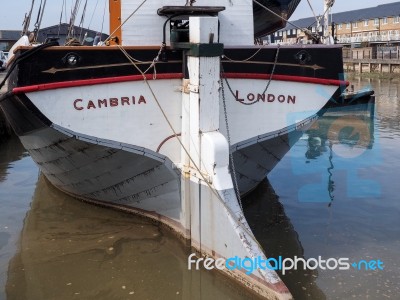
[188,83,199,93]
[181,164,212,184]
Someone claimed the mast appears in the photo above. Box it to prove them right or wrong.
[323,0,335,43]
[109,0,121,45]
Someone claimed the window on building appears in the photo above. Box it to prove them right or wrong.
[394,16,400,24]
[338,23,342,29]
[311,27,315,32]
[353,22,358,28]
[346,23,350,29]
[383,17,388,25]
[364,20,369,27]
[279,31,282,37]
[374,18,379,25]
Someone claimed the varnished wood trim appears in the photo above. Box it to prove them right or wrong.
[109,0,122,45]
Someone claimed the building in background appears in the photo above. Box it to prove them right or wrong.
[0,24,108,50]
[0,30,21,51]
[272,2,400,46]
[36,23,108,46]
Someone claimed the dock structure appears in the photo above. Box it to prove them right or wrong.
[343,47,400,73]
[344,58,400,73]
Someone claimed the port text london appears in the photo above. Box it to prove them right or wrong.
[234,90,296,104]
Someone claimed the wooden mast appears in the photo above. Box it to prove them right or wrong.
[109,0,122,45]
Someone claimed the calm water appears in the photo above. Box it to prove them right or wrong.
[0,76,399,300]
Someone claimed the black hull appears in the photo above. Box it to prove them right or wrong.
[254,0,302,37]
[232,121,306,196]
[7,45,345,90]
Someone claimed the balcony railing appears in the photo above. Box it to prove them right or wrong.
[270,34,400,46]
[343,47,400,60]
[338,34,400,44]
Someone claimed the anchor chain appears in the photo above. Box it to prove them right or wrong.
[222,44,280,105]
[220,73,243,211]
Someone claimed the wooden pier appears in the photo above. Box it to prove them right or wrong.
[343,47,400,73]
[344,58,400,73]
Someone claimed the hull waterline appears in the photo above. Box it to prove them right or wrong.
[1,6,348,298]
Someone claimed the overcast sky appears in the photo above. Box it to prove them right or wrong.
[0,0,399,33]
[0,0,109,33]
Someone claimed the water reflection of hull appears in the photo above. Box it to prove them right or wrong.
[303,101,376,204]
[243,180,326,300]
[0,136,26,182]
[306,101,376,160]
[6,175,260,300]
[0,108,13,139]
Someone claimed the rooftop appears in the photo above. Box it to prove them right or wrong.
[281,2,400,31]
[0,30,21,40]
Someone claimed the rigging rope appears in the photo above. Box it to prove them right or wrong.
[33,0,43,30]
[116,45,269,261]
[100,0,107,41]
[306,0,319,24]
[305,1,336,32]
[87,0,100,31]
[57,0,66,38]
[67,0,82,41]
[253,0,334,42]
[222,44,280,106]
[78,0,88,42]
[104,0,148,45]
[221,76,243,211]
[103,1,283,272]
[22,0,36,36]
[33,0,47,43]
[252,0,306,33]
[223,44,266,63]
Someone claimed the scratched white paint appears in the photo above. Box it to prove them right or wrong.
[220,79,338,146]
[27,79,183,162]
[184,16,290,298]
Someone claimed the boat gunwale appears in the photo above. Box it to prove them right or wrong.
[12,44,344,52]
[12,73,348,95]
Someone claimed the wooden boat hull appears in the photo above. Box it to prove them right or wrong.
[1,41,345,299]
